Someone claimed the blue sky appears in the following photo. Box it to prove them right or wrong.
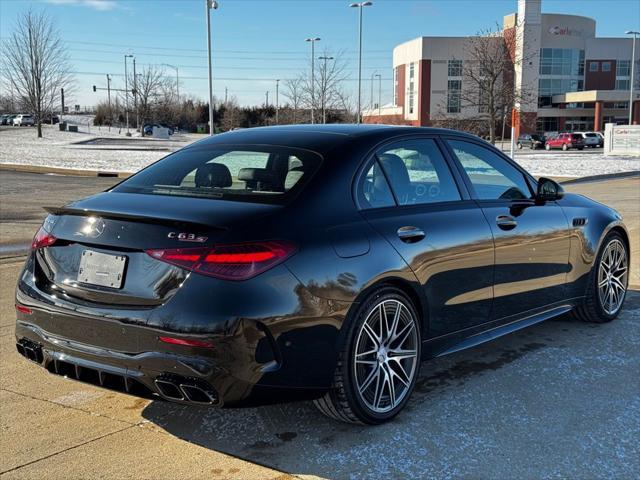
[1,0,638,107]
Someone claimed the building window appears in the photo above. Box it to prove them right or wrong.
[448,60,463,77]
[589,61,599,72]
[615,79,630,90]
[602,62,611,72]
[393,67,398,106]
[617,60,631,77]
[447,79,461,113]
[540,48,585,76]
[408,62,415,114]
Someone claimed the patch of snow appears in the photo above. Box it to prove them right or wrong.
[1,124,639,178]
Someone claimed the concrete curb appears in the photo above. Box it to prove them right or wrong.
[0,163,130,178]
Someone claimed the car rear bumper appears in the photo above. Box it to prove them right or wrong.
[15,252,350,406]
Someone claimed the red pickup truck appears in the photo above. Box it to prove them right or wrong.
[545,133,585,151]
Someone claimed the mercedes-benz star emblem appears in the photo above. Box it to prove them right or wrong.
[82,217,106,238]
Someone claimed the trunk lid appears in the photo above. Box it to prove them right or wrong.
[35,192,280,307]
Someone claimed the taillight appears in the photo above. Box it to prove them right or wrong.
[146,241,296,281]
[15,304,33,315]
[159,336,214,348]
[31,226,57,250]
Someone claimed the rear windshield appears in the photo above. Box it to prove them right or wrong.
[571,134,583,139]
[585,133,597,137]
[113,144,322,204]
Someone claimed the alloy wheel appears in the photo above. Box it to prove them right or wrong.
[353,299,418,414]
[597,239,628,315]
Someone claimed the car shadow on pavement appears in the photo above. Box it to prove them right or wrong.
[141,291,640,479]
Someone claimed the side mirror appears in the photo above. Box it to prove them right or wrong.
[536,177,564,202]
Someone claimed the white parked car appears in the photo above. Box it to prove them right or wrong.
[13,114,35,127]
[576,131,601,148]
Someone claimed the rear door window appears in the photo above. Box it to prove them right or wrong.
[375,139,461,205]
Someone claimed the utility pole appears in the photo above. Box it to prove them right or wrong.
[370,71,376,110]
[133,57,139,130]
[306,37,321,124]
[376,73,382,116]
[224,87,228,104]
[275,79,280,125]
[265,91,269,108]
[124,54,133,134]
[106,74,112,128]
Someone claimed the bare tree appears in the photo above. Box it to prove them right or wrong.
[282,77,305,123]
[434,23,534,143]
[301,48,350,123]
[127,64,172,126]
[2,10,72,137]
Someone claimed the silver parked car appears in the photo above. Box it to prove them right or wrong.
[13,114,35,127]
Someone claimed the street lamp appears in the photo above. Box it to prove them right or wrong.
[349,1,372,124]
[206,0,219,135]
[319,55,334,123]
[375,73,381,117]
[625,30,639,125]
[124,54,133,135]
[306,37,321,124]
[162,63,179,104]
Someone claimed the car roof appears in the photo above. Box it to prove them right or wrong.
[191,124,484,155]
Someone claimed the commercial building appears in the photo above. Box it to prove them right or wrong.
[363,0,640,136]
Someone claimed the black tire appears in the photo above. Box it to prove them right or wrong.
[578,147,584,150]
[545,144,551,150]
[562,144,568,151]
[313,287,422,424]
[572,232,628,323]
[517,142,523,150]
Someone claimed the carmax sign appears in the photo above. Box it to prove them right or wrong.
[548,26,583,37]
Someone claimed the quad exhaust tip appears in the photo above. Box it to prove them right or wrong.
[154,376,218,405]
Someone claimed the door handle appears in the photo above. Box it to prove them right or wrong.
[397,226,426,243]
[496,215,517,230]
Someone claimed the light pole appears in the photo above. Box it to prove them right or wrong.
[626,30,639,125]
[306,37,321,124]
[163,64,179,104]
[350,1,372,124]
[206,0,219,135]
[275,79,280,124]
[375,73,381,117]
[124,54,133,134]
[319,55,333,123]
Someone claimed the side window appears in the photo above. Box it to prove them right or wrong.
[447,140,532,200]
[357,159,395,209]
[376,139,461,205]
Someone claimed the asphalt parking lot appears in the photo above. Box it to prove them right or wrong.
[1,171,639,479]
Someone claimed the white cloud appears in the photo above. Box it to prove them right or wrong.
[44,0,118,11]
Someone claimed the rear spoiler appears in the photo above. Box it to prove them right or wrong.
[43,205,223,230]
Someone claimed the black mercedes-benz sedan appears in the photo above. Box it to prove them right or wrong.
[15,125,629,424]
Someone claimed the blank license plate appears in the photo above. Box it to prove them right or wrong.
[77,250,127,288]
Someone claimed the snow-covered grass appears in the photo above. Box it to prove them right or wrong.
[1,124,638,178]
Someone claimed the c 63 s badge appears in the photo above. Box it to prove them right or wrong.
[168,232,208,243]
